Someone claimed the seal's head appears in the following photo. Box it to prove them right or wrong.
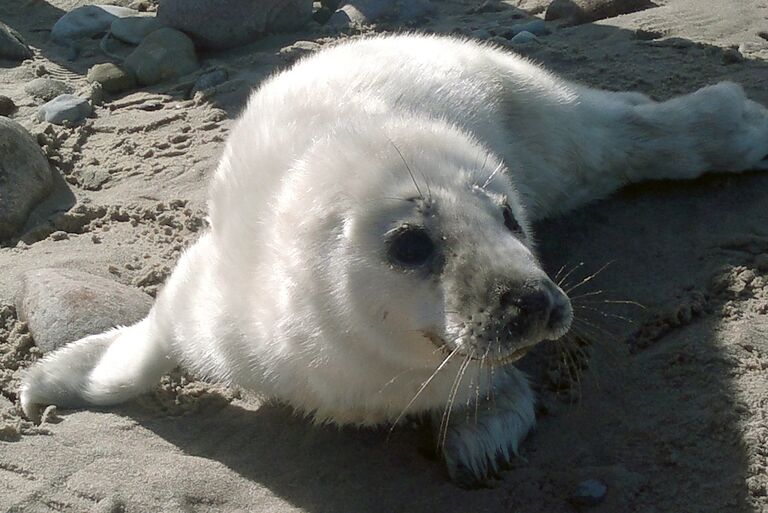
[269,116,572,381]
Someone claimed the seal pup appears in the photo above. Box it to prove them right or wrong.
[20,34,768,486]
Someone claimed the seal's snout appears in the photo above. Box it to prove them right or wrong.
[499,279,572,339]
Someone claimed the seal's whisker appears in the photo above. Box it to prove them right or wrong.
[471,151,491,188]
[569,290,605,301]
[377,367,417,395]
[557,261,585,289]
[572,304,637,325]
[437,350,474,450]
[553,263,569,283]
[481,161,505,190]
[565,260,614,294]
[572,316,615,338]
[389,140,425,201]
[577,298,646,309]
[388,345,462,436]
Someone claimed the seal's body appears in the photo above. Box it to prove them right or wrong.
[21,35,768,486]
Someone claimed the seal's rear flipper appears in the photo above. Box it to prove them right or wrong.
[20,317,175,421]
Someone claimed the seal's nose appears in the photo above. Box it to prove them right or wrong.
[499,280,571,337]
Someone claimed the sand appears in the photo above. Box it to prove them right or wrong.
[1,0,767,511]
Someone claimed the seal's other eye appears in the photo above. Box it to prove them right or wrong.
[388,226,435,266]
[503,204,522,234]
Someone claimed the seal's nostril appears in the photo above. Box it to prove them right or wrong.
[499,290,514,309]
[517,290,551,315]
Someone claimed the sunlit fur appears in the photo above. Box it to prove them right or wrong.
[20,34,768,485]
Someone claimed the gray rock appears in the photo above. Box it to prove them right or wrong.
[157,0,312,49]
[506,19,548,37]
[545,0,653,25]
[509,30,538,44]
[87,62,137,93]
[279,40,321,61]
[51,4,140,44]
[570,479,608,506]
[36,94,92,125]
[0,21,33,61]
[110,15,162,45]
[0,95,16,116]
[24,78,74,102]
[192,68,228,94]
[0,118,53,240]
[16,268,153,353]
[330,0,431,26]
[124,28,198,85]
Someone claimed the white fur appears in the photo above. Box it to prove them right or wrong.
[20,35,768,486]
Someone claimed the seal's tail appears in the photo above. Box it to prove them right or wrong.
[20,316,176,421]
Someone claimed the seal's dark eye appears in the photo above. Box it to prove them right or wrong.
[503,204,522,234]
[388,226,435,266]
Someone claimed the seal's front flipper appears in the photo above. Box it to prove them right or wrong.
[20,317,175,421]
[435,366,536,488]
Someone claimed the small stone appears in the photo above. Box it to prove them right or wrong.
[40,405,61,424]
[279,40,321,60]
[49,231,69,241]
[74,167,111,190]
[721,47,744,64]
[124,28,199,85]
[16,268,153,353]
[0,117,53,240]
[110,15,162,45]
[36,94,92,125]
[545,0,653,25]
[570,479,608,506]
[157,0,312,50]
[330,0,431,26]
[0,21,33,61]
[51,4,140,45]
[24,78,74,102]
[509,31,538,44]
[0,95,16,116]
[192,68,228,94]
[330,0,382,25]
[505,19,549,37]
[87,63,137,93]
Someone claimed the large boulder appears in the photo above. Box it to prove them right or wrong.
[123,28,198,85]
[16,268,153,353]
[157,0,312,49]
[0,21,32,61]
[545,0,654,25]
[0,118,53,240]
[51,4,140,44]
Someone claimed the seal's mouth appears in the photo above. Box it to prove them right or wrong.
[422,331,540,367]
